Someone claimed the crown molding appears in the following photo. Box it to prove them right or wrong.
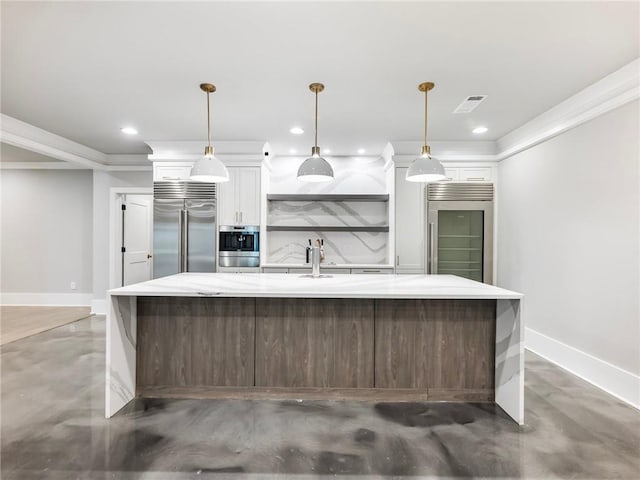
[145,140,266,156]
[0,162,83,170]
[0,114,109,169]
[496,58,640,160]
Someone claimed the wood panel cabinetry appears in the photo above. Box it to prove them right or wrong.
[374,299,495,396]
[255,298,374,388]
[136,297,255,389]
[135,296,496,401]
[218,166,261,225]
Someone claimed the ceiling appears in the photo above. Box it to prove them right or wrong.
[1,1,638,158]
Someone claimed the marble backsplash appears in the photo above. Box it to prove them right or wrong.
[268,200,387,228]
[267,230,389,265]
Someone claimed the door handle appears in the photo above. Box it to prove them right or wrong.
[184,210,189,272]
[428,222,435,274]
[147,254,153,259]
[178,210,184,273]
[240,211,243,224]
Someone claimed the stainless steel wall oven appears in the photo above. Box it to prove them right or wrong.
[219,225,260,268]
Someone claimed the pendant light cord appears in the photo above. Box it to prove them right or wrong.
[206,91,212,148]
[314,88,319,148]
[424,88,428,146]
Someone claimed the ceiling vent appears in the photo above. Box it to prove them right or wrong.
[453,95,487,114]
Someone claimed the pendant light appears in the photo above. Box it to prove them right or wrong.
[190,83,229,183]
[406,82,445,182]
[297,83,334,182]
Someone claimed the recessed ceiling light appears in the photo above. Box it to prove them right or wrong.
[290,127,304,135]
[289,148,297,154]
[357,148,366,155]
[121,127,138,135]
[472,126,488,134]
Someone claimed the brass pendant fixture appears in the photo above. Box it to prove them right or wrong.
[406,82,445,182]
[190,83,229,183]
[297,83,334,182]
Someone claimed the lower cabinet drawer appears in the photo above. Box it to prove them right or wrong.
[262,267,289,273]
[351,268,394,274]
[289,267,351,274]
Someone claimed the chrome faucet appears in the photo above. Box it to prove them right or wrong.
[311,246,321,277]
[311,238,325,278]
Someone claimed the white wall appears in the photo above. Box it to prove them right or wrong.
[497,100,639,405]
[92,170,152,311]
[1,169,93,303]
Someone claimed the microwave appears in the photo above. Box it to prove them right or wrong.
[219,226,259,267]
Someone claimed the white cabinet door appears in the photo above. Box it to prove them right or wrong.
[217,167,261,226]
[154,165,193,181]
[443,168,460,182]
[460,167,492,182]
[395,167,425,273]
[262,267,289,273]
[237,167,261,225]
[350,267,394,274]
[217,170,237,225]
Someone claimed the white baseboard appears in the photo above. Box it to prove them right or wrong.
[1,292,93,307]
[525,327,640,410]
[91,299,107,315]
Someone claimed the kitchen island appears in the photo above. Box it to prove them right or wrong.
[106,273,524,424]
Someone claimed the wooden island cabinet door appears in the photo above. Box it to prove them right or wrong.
[374,299,496,399]
[136,297,255,389]
[255,298,374,388]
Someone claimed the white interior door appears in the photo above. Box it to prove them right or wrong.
[122,194,153,285]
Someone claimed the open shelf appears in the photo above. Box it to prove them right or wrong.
[439,260,482,264]
[267,225,389,232]
[267,194,389,202]
[439,235,481,238]
[439,268,482,273]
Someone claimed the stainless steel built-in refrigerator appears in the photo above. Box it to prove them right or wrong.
[426,183,494,283]
[153,182,217,278]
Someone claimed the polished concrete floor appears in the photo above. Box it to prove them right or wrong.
[1,316,639,479]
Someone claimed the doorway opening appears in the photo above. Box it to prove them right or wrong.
[109,188,153,291]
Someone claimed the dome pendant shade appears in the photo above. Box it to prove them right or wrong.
[405,153,446,182]
[190,150,229,183]
[297,148,334,183]
[298,83,334,183]
[190,83,229,183]
[406,82,446,183]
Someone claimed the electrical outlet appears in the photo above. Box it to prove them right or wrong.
[70,282,77,290]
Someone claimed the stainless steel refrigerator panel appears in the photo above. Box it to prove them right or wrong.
[153,199,183,278]
[185,199,216,273]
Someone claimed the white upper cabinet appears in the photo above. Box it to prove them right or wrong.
[218,166,261,226]
[395,167,425,273]
[443,168,460,182]
[439,166,493,182]
[153,163,194,181]
[460,167,492,182]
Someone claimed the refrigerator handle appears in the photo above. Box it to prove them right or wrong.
[428,222,435,274]
[183,210,189,272]
[178,209,184,273]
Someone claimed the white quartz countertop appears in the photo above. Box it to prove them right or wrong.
[108,273,523,300]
